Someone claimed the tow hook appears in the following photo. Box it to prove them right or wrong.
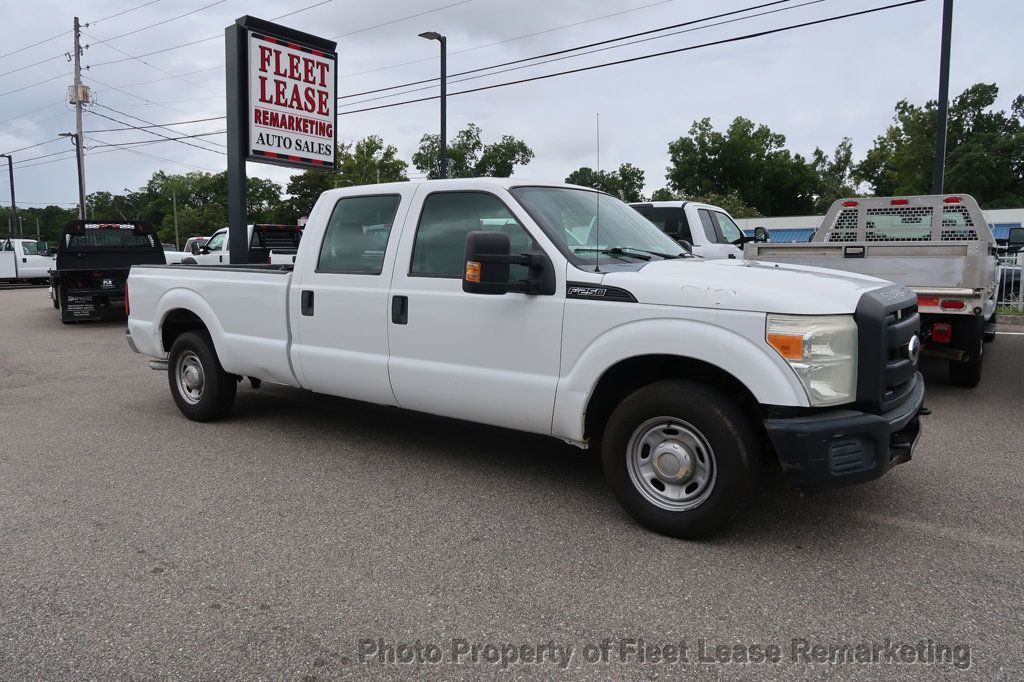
[917,405,932,416]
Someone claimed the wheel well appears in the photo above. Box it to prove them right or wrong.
[583,355,764,442]
[161,309,208,353]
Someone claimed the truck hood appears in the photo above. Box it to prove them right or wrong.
[599,258,900,314]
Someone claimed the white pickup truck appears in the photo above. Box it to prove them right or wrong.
[127,179,925,538]
[1,238,54,282]
[745,195,999,387]
[628,201,764,259]
[182,224,303,265]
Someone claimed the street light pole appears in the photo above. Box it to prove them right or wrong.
[931,0,954,194]
[419,31,447,179]
[0,154,17,238]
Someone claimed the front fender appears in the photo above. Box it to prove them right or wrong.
[551,314,808,442]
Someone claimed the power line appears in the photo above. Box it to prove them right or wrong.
[90,0,167,25]
[341,0,678,79]
[88,130,226,148]
[84,115,225,133]
[337,0,803,104]
[0,71,72,98]
[332,0,473,38]
[0,52,66,79]
[82,30,219,95]
[85,135,220,172]
[86,0,229,46]
[94,104,227,148]
[1,137,64,155]
[336,0,927,117]
[0,30,71,60]
[87,106,227,154]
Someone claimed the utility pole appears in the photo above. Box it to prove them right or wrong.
[931,0,954,194]
[36,217,40,240]
[0,154,16,237]
[171,189,179,249]
[418,32,447,178]
[70,17,88,219]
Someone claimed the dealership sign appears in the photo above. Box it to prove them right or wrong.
[229,16,338,171]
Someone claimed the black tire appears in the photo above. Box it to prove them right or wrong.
[181,257,197,265]
[167,331,237,421]
[949,324,983,388]
[51,285,59,308]
[56,287,72,324]
[983,312,996,343]
[602,380,759,539]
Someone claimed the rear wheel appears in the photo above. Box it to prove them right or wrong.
[167,331,237,421]
[602,380,759,539]
[949,318,984,387]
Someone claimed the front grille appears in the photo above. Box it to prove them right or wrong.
[855,286,921,413]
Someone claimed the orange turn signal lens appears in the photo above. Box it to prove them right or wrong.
[917,295,939,308]
[465,260,481,283]
[767,333,805,361]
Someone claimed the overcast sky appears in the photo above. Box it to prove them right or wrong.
[1,0,1021,210]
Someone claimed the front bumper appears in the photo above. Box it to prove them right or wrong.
[765,372,925,490]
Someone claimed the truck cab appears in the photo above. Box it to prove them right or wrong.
[0,238,54,282]
[628,201,750,259]
[184,224,302,265]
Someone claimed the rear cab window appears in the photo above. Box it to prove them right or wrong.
[317,195,402,274]
[633,207,693,243]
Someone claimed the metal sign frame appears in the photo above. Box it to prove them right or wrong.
[225,16,338,263]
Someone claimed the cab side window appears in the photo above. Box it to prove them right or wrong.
[698,209,718,243]
[317,194,402,275]
[205,232,227,251]
[712,211,743,244]
[411,191,534,279]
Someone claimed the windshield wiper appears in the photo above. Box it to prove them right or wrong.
[573,246,649,261]
[574,246,687,261]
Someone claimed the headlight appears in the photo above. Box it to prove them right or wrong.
[766,314,858,407]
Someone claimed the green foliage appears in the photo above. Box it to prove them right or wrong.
[412,123,534,179]
[643,188,762,218]
[283,136,409,220]
[666,117,819,216]
[566,163,646,202]
[649,187,677,201]
[0,204,77,242]
[855,83,1024,207]
[811,138,857,213]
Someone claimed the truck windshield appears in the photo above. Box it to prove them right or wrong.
[66,225,156,249]
[511,187,685,266]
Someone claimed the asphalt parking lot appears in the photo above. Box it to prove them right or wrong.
[1,287,1022,679]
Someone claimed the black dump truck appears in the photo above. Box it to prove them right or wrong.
[49,220,166,323]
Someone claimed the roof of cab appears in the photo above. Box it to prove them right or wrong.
[320,177,594,200]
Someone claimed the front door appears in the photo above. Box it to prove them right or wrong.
[387,188,565,435]
[195,229,227,264]
[18,241,53,278]
[290,192,407,406]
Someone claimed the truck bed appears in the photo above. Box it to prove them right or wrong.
[743,241,992,290]
[127,264,299,386]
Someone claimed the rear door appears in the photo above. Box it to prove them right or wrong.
[290,191,408,405]
[386,188,564,434]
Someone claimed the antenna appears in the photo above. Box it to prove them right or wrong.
[595,112,601,273]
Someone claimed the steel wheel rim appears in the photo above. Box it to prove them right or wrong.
[626,416,717,512]
[175,350,205,405]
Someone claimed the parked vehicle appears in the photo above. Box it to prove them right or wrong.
[628,201,766,259]
[162,244,190,264]
[0,238,54,282]
[127,179,925,538]
[50,220,166,323]
[182,236,208,257]
[182,224,302,265]
[744,195,998,387]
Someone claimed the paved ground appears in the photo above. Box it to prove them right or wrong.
[1,287,1021,680]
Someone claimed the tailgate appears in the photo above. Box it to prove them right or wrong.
[744,242,973,289]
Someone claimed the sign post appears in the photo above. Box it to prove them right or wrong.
[225,16,337,264]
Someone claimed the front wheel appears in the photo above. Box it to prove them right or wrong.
[167,331,237,421]
[602,380,759,539]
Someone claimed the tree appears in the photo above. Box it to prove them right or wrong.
[855,83,1024,207]
[283,136,409,220]
[665,117,819,216]
[412,123,534,179]
[565,162,646,202]
[643,188,761,218]
[811,137,857,212]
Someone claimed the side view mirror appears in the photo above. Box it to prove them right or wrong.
[753,226,770,243]
[676,239,692,253]
[1008,227,1024,253]
[462,231,551,295]
[35,240,48,253]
